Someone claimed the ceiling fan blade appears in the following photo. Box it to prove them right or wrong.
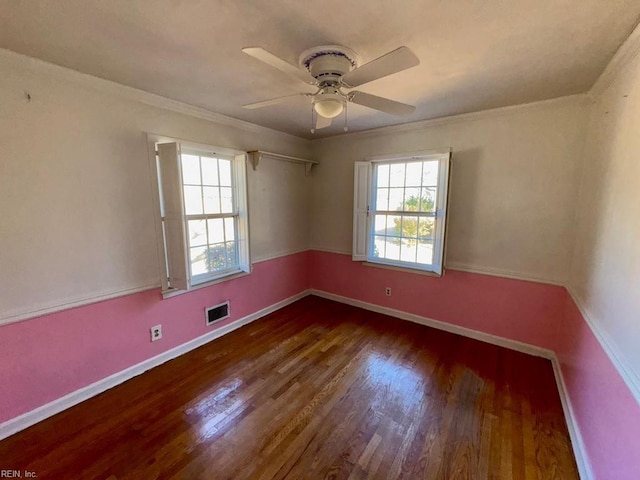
[349,91,415,116]
[242,47,316,85]
[242,93,307,109]
[315,115,332,129]
[342,46,419,87]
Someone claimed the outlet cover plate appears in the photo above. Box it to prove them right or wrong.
[151,325,162,342]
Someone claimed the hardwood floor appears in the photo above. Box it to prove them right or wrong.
[0,296,579,479]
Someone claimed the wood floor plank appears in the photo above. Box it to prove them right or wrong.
[0,296,579,479]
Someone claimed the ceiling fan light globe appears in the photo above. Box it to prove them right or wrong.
[314,98,344,119]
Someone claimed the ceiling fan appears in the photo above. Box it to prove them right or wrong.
[242,45,420,131]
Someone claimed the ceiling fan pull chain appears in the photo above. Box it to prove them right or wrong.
[344,101,349,132]
[310,104,315,134]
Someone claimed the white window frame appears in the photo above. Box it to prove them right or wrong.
[147,134,250,297]
[353,149,451,276]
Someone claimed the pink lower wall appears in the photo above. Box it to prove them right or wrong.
[2,249,639,479]
[559,298,640,480]
[309,250,567,352]
[0,251,310,423]
[309,250,640,480]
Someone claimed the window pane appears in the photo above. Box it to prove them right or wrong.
[220,187,233,213]
[399,215,419,240]
[404,187,421,211]
[375,188,389,211]
[374,215,386,235]
[387,215,400,236]
[181,154,201,185]
[203,186,221,214]
[219,159,232,186]
[190,246,208,276]
[207,218,225,244]
[389,163,405,187]
[384,237,400,260]
[376,164,390,188]
[188,219,207,247]
[400,238,418,263]
[417,239,434,264]
[405,162,422,186]
[388,188,404,211]
[420,188,436,212]
[205,244,227,272]
[422,160,439,186]
[183,185,203,215]
[201,156,219,185]
[366,157,447,271]
[418,216,435,240]
[225,242,237,266]
[373,235,386,258]
[224,217,235,241]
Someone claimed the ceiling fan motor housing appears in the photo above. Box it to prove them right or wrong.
[299,45,359,85]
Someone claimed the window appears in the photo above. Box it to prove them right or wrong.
[353,150,451,275]
[153,140,250,294]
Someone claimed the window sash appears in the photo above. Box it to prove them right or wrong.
[152,137,250,294]
[186,212,240,284]
[353,150,450,275]
[179,150,242,284]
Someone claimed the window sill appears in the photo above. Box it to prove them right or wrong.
[161,269,250,299]
[363,261,443,277]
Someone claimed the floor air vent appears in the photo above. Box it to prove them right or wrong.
[205,301,230,325]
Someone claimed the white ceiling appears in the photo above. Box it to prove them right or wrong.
[1,0,639,139]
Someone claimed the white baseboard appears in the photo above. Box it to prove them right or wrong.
[0,289,311,441]
[2,286,593,479]
[309,288,592,479]
[309,289,555,359]
[551,356,594,480]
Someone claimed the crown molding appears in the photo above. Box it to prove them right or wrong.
[1,48,592,144]
[0,48,306,144]
[590,20,640,98]
[312,94,588,143]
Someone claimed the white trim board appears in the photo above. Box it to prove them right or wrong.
[445,262,566,286]
[311,94,587,142]
[0,48,306,144]
[0,248,311,327]
[0,290,311,442]
[590,20,640,98]
[309,289,554,359]
[308,248,567,287]
[251,248,310,264]
[309,288,591,479]
[1,286,592,478]
[0,283,160,327]
[567,288,640,406]
[551,355,594,480]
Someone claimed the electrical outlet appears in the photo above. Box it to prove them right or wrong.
[385,287,392,296]
[150,325,162,342]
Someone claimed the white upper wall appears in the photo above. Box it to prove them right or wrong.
[310,97,588,284]
[569,33,640,395]
[0,50,311,324]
